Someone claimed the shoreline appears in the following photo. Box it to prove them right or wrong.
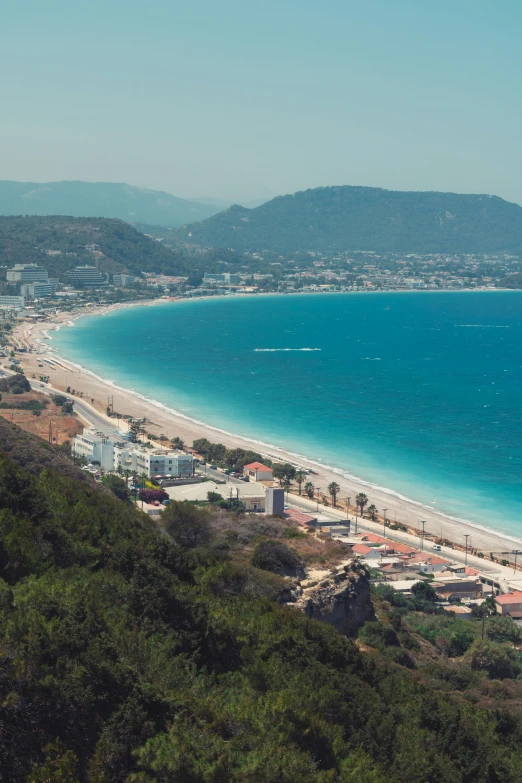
[11,295,522,555]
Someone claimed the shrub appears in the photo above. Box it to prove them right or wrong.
[359,621,399,648]
[138,488,168,504]
[466,640,522,680]
[251,539,303,576]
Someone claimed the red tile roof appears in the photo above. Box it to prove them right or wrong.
[244,462,272,471]
[284,508,317,526]
[495,591,522,605]
[352,544,373,555]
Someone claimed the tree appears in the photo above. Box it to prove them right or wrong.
[101,474,131,501]
[367,504,377,520]
[162,501,212,548]
[207,491,222,504]
[304,481,315,499]
[272,462,296,482]
[295,470,306,495]
[171,436,185,451]
[486,615,522,644]
[411,580,437,603]
[328,481,340,507]
[466,640,521,679]
[356,493,369,515]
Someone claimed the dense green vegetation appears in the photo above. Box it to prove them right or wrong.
[0,180,222,227]
[0,216,192,279]
[175,186,522,253]
[4,419,522,781]
[0,372,31,395]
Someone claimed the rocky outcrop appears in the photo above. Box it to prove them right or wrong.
[292,560,375,636]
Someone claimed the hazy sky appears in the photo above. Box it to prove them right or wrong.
[1,0,521,204]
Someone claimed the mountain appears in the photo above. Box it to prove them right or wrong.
[0,180,224,227]
[174,185,522,253]
[0,215,193,279]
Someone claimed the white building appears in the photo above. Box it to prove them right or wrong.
[113,444,193,479]
[203,273,241,285]
[72,428,123,470]
[112,274,138,288]
[65,266,108,287]
[243,462,273,481]
[0,295,25,310]
[134,449,194,479]
[20,281,58,299]
[6,264,48,283]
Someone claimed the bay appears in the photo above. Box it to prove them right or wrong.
[52,291,522,536]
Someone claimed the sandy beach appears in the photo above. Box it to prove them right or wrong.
[8,298,522,557]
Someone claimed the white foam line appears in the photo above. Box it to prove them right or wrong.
[49,314,522,547]
[254,348,321,352]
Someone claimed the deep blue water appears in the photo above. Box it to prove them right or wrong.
[52,292,522,536]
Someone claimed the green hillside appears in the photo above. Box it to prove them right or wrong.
[174,186,522,253]
[0,181,223,227]
[0,215,193,279]
[2,417,522,781]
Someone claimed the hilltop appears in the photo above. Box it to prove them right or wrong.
[3,423,522,780]
[0,215,193,279]
[174,185,522,253]
[0,180,225,227]
[3,420,522,779]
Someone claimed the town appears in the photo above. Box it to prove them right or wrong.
[69,415,522,625]
[1,246,522,316]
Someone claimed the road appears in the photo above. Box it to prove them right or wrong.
[4,367,520,591]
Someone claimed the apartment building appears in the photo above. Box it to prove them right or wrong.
[65,266,108,287]
[20,280,58,298]
[0,295,25,310]
[6,263,48,283]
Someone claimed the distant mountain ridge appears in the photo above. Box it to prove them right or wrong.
[0,180,224,227]
[174,186,522,254]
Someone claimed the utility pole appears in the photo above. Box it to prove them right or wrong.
[420,520,426,551]
[315,487,321,513]
[382,508,388,537]
[501,550,522,575]
[464,534,470,565]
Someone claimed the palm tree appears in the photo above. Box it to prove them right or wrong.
[356,493,369,515]
[295,470,306,495]
[367,504,377,520]
[304,481,315,499]
[328,481,340,507]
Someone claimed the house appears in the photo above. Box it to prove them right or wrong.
[352,543,381,560]
[494,591,522,617]
[432,577,482,601]
[407,554,451,574]
[243,462,273,481]
[284,507,317,527]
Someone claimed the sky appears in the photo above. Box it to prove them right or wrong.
[1,0,521,204]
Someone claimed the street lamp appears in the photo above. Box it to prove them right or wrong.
[315,487,321,512]
[464,534,470,565]
[382,508,388,537]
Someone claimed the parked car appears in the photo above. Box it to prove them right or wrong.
[432,544,442,552]
[209,465,217,470]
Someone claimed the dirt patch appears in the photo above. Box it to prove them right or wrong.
[0,391,82,445]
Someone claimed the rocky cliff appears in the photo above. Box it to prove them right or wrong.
[292,561,374,636]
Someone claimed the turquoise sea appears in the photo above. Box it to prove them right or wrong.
[52,292,522,537]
